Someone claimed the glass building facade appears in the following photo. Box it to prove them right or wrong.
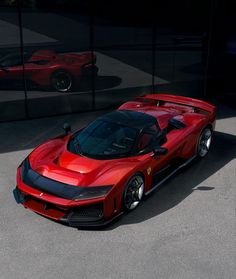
[0,0,233,121]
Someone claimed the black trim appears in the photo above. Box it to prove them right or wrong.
[60,211,124,228]
[146,155,197,195]
[66,203,104,226]
[13,187,28,204]
[100,110,157,129]
[169,118,186,129]
[21,158,111,200]
[14,183,123,228]
[152,158,185,185]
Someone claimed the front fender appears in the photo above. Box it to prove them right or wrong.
[93,155,153,215]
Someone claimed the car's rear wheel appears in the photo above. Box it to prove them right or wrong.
[197,127,212,157]
[123,174,144,211]
[51,70,73,92]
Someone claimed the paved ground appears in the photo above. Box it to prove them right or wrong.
[0,104,235,279]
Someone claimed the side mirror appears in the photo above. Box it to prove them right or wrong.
[152,147,168,157]
[63,123,71,135]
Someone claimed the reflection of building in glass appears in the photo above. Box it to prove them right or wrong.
[0,0,234,121]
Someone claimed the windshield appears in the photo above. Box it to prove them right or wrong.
[68,119,137,159]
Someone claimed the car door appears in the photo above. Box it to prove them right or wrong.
[24,58,52,83]
[150,122,189,185]
[136,124,173,177]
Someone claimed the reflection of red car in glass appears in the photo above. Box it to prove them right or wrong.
[0,50,97,92]
[13,94,216,227]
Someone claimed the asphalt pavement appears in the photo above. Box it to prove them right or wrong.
[0,104,235,279]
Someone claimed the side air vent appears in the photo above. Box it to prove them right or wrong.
[168,118,186,129]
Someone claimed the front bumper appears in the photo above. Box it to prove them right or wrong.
[13,187,122,227]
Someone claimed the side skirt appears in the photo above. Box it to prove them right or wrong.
[60,211,124,228]
[145,155,197,196]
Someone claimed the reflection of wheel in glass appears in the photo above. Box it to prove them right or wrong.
[51,70,73,92]
[123,174,144,211]
[197,127,212,157]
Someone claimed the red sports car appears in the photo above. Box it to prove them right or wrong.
[0,50,97,92]
[13,94,216,227]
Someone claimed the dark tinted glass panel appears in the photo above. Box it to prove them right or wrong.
[93,2,154,109]
[69,119,137,159]
[208,0,236,106]
[0,0,231,121]
[0,1,26,121]
[94,49,154,109]
[154,1,210,99]
[21,0,93,118]
[224,30,236,105]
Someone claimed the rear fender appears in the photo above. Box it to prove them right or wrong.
[137,94,216,123]
[174,113,210,157]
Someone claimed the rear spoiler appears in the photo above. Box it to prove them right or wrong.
[137,93,216,116]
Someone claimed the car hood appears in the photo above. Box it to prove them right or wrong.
[28,137,141,187]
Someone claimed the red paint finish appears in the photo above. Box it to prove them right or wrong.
[15,94,216,226]
[0,50,96,89]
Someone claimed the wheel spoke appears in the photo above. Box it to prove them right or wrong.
[201,142,208,151]
[126,191,132,201]
[133,191,140,201]
[125,193,133,208]
[53,72,72,92]
[204,134,211,140]
[124,176,144,210]
[198,128,212,157]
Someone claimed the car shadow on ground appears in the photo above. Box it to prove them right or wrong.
[102,130,236,230]
[9,130,235,231]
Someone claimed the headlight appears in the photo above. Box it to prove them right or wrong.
[73,185,112,201]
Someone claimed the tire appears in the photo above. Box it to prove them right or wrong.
[51,70,73,93]
[123,174,144,211]
[197,127,213,157]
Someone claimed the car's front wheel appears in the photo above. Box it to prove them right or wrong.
[197,127,213,157]
[51,70,73,93]
[123,174,144,211]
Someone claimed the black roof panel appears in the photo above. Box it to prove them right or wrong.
[99,110,157,129]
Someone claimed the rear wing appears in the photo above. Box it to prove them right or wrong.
[136,94,216,119]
